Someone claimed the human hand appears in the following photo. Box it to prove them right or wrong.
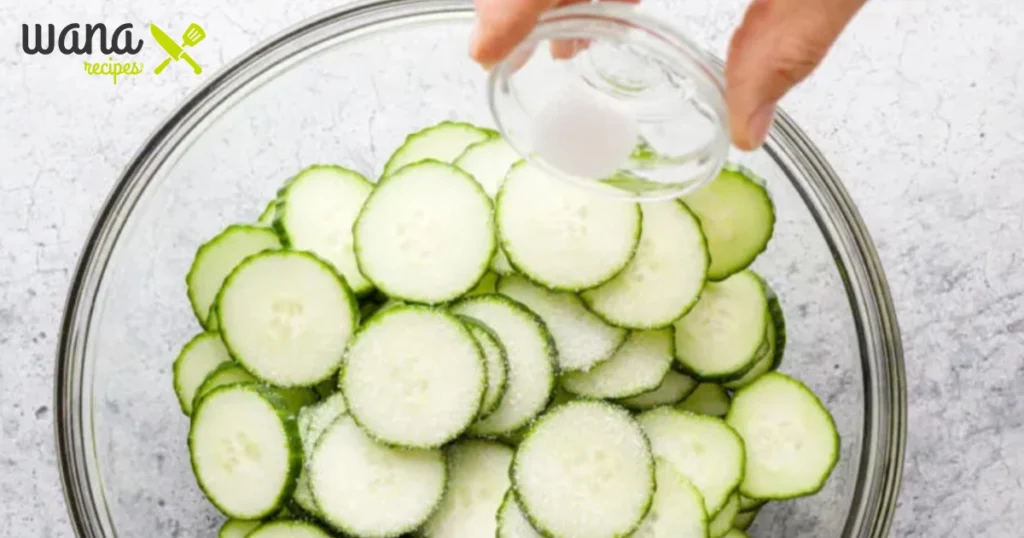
[469,0,867,151]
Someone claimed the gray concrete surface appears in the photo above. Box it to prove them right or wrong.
[1,0,1022,536]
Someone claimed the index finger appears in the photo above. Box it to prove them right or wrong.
[471,0,560,66]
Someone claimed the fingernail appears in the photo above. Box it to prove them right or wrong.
[748,103,776,149]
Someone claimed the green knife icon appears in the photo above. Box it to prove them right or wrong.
[151,23,205,75]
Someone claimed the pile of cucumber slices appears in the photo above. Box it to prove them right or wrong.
[172,120,840,538]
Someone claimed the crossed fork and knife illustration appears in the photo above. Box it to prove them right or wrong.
[150,23,206,75]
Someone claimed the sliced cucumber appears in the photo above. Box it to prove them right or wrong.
[512,401,654,538]
[738,494,766,512]
[218,518,262,538]
[173,332,232,415]
[454,136,521,198]
[561,329,672,399]
[721,530,750,538]
[193,363,257,409]
[733,508,759,530]
[676,383,732,417]
[383,121,493,177]
[581,200,708,329]
[709,492,740,538]
[496,162,641,291]
[616,370,698,411]
[459,316,509,419]
[257,200,277,226]
[341,305,486,448]
[247,520,332,538]
[217,250,358,387]
[724,314,775,390]
[302,393,348,452]
[186,225,281,328]
[681,166,775,281]
[674,271,768,381]
[274,165,375,295]
[497,491,543,538]
[454,137,522,276]
[189,385,300,520]
[451,295,557,437]
[638,407,744,516]
[291,471,319,519]
[497,274,626,372]
[630,457,708,538]
[468,271,500,296]
[207,304,220,331]
[421,440,515,537]
[309,416,447,537]
[354,160,496,304]
[765,281,787,370]
[726,372,839,499]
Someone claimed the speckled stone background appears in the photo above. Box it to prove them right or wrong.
[1,0,1023,536]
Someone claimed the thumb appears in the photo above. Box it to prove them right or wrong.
[725,0,866,150]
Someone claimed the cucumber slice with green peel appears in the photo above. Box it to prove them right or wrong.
[189,385,301,520]
[732,508,760,530]
[673,271,769,381]
[726,372,840,499]
[302,393,348,453]
[193,363,257,409]
[631,457,708,538]
[738,494,766,511]
[468,271,500,296]
[354,160,496,304]
[721,530,750,538]
[616,370,698,411]
[291,472,319,519]
[207,304,220,331]
[173,332,232,415]
[274,165,375,295]
[383,121,493,177]
[708,492,740,538]
[246,520,333,538]
[497,491,543,538]
[216,250,358,388]
[218,519,263,538]
[513,401,655,538]
[561,329,673,399]
[496,161,642,291]
[724,313,776,390]
[257,200,277,226]
[420,440,514,537]
[309,416,447,537]
[676,383,731,417]
[497,274,627,372]
[186,225,282,328]
[581,200,709,329]
[454,136,522,199]
[451,295,557,437]
[454,137,523,276]
[340,305,486,448]
[459,316,509,419]
[765,281,787,370]
[681,166,775,281]
[638,407,745,517]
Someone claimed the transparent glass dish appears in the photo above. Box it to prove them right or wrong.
[55,1,906,537]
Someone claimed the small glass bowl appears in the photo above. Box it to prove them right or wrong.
[488,2,729,201]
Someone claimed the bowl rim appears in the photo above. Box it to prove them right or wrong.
[53,1,906,537]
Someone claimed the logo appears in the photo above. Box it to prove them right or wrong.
[20,22,207,84]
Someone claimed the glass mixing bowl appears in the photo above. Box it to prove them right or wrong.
[55,1,906,536]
